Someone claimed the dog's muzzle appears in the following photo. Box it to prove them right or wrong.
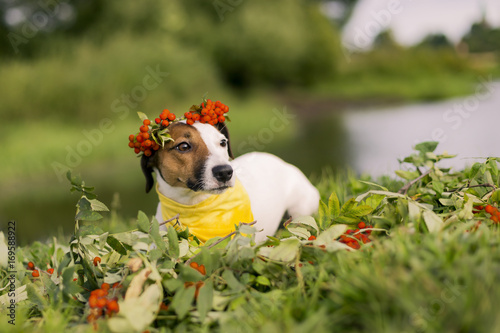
[212,165,233,183]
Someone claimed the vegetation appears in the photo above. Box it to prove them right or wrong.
[2,143,500,332]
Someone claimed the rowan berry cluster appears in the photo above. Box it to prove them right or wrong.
[474,204,500,223]
[337,221,372,249]
[184,99,229,126]
[128,99,229,156]
[87,282,121,322]
[27,261,55,277]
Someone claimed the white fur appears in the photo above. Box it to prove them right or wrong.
[155,123,320,242]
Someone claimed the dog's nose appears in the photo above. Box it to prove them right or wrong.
[212,165,233,182]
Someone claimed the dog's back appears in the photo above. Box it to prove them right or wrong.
[232,152,320,242]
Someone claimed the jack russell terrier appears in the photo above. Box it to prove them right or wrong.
[141,121,320,243]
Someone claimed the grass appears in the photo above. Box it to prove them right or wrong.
[2,166,500,332]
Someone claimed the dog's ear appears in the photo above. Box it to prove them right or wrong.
[141,154,156,193]
[216,122,233,159]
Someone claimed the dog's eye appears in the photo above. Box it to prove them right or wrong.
[220,139,227,147]
[176,142,191,152]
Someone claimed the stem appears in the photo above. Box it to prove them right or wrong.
[158,214,180,227]
[397,170,432,195]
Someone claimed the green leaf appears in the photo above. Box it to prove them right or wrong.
[222,270,246,292]
[422,210,443,233]
[75,210,103,221]
[112,232,139,247]
[106,236,129,255]
[315,224,347,245]
[328,192,341,218]
[289,216,319,234]
[432,181,445,196]
[488,158,499,178]
[62,266,83,295]
[363,194,386,210]
[197,282,214,322]
[469,162,482,179]
[88,199,109,212]
[167,226,180,259]
[340,198,357,215]
[395,170,420,180]
[256,275,271,286]
[358,180,388,191]
[137,111,148,123]
[415,141,438,154]
[150,217,166,251]
[346,205,373,218]
[77,225,104,238]
[318,200,329,229]
[269,238,300,263]
[137,211,150,233]
[286,226,310,239]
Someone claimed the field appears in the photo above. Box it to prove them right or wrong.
[2,142,500,333]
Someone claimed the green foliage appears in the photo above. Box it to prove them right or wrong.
[2,143,500,332]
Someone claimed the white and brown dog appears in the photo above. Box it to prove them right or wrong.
[141,121,319,243]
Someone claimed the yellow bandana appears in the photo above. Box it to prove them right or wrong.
[156,178,254,243]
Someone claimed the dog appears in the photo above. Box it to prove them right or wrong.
[141,121,320,243]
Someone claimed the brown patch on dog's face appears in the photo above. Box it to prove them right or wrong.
[156,122,209,190]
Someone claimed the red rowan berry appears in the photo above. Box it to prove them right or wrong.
[93,257,101,266]
[184,112,192,119]
[89,295,98,308]
[101,283,110,291]
[140,125,148,133]
[107,300,119,313]
[161,120,169,127]
[136,135,144,143]
[128,142,135,148]
[167,113,176,121]
[32,270,40,277]
[143,119,151,126]
[155,118,161,124]
[144,149,152,157]
[160,113,168,120]
[142,133,150,140]
[187,119,195,125]
[96,298,107,309]
[485,205,495,214]
[218,116,225,123]
[192,114,200,121]
[47,268,54,275]
[27,262,34,270]
[308,235,316,241]
[129,134,135,142]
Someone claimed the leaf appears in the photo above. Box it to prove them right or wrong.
[315,224,347,245]
[171,286,196,319]
[358,180,388,191]
[286,226,310,239]
[107,236,129,255]
[256,275,271,286]
[167,226,180,259]
[469,162,482,179]
[268,238,300,263]
[408,200,421,222]
[75,210,103,221]
[422,210,443,233]
[88,199,109,212]
[395,170,420,180]
[62,266,83,295]
[432,181,445,196]
[222,270,246,292]
[346,205,373,217]
[328,192,341,218]
[150,217,166,251]
[197,282,214,322]
[289,216,319,234]
[356,190,407,202]
[77,225,104,238]
[318,200,328,229]
[137,111,148,123]
[363,194,386,210]
[340,198,357,215]
[112,232,139,247]
[415,141,439,154]
[137,211,150,233]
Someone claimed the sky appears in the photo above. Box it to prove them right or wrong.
[342,0,500,49]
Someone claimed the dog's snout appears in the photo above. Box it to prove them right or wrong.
[212,165,233,182]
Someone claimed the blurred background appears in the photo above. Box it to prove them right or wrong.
[1,0,499,244]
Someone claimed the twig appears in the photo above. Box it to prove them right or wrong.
[158,214,180,227]
[185,221,257,265]
[397,170,432,195]
[451,183,497,194]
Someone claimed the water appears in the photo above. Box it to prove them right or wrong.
[344,82,500,176]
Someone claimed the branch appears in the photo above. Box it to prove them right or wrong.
[158,214,180,227]
[185,221,257,265]
[452,183,497,193]
[397,170,432,195]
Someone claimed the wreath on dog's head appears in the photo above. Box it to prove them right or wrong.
[128,98,230,157]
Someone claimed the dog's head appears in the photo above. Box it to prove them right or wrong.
[141,121,234,194]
